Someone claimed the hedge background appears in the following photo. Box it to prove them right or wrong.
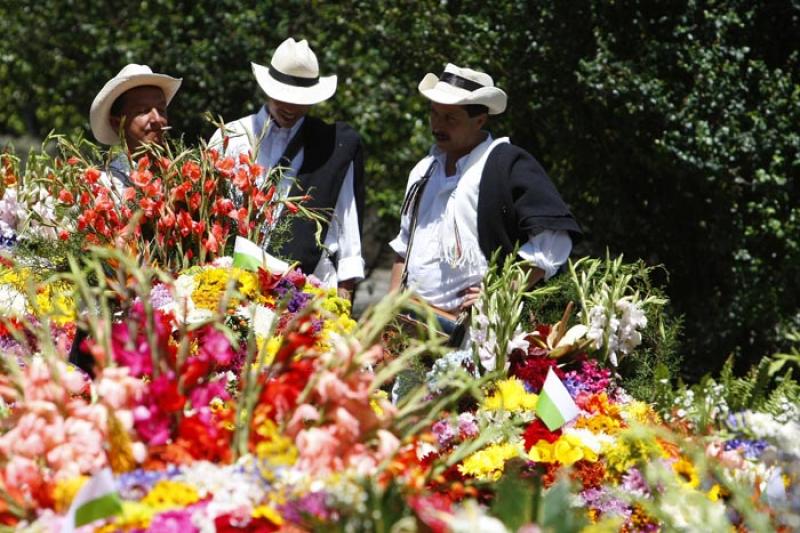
[1,0,798,377]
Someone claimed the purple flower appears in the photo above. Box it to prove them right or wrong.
[116,466,181,499]
[149,504,205,532]
[457,412,479,439]
[432,419,457,448]
[281,491,331,523]
[725,438,769,459]
[149,283,174,309]
[620,468,650,497]
[580,488,631,518]
[287,291,311,313]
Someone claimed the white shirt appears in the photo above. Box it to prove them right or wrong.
[209,106,364,286]
[390,135,572,312]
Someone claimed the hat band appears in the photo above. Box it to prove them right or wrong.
[439,72,484,92]
[268,65,320,88]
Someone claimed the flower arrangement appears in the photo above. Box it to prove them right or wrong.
[1,138,799,531]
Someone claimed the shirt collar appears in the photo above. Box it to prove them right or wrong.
[430,132,494,176]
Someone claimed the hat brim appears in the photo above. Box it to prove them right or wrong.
[418,72,507,115]
[90,73,182,145]
[251,62,337,106]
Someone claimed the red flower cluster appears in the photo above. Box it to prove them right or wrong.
[55,147,285,270]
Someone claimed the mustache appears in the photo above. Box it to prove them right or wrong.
[432,131,450,140]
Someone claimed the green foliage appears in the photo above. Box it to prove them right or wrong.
[1,1,798,376]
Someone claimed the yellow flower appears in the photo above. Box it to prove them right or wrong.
[97,501,153,531]
[482,378,538,412]
[575,413,622,434]
[255,418,298,478]
[257,335,282,366]
[603,434,666,478]
[191,267,234,310]
[528,433,598,466]
[672,457,700,489]
[621,400,661,425]
[459,442,522,480]
[370,390,389,416]
[52,476,88,512]
[707,484,724,501]
[141,480,200,510]
[252,504,284,526]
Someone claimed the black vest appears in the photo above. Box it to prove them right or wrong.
[272,117,365,274]
[477,143,582,263]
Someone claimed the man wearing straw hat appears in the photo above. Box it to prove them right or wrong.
[210,38,365,299]
[389,63,582,332]
[90,64,182,187]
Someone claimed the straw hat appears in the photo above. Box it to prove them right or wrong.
[251,38,337,105]
[418,63,507,115]
[90,64,182,145]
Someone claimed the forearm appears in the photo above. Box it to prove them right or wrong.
[389,254,405,292]
[337,278,356,301]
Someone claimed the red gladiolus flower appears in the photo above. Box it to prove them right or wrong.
[173,182,192,201]
[207,148,219,163]
[215,156,235,177]
[192,220,206,235]
[85,167,101,184]
[181,161,202,182]
[249,163,264,179]
[263,185,276,203]
[238,152,251,165]
[156,156,171,170]
[137,155,151,171]
[189,192,202,212]
[58,229,70,241]
[284,201,299,214]
[58,190,74,204]
[151,374,186,413]
[130,170,153,188]
[139,197,158,218]
[212,198,234,216]
[67,156,80,166]
[177,211,193,237]
[122,187,137,202]
[232,168,250,192]
[274,318,318,364]
[204,178,217,194]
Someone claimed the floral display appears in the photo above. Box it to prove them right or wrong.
[1,142,798,532]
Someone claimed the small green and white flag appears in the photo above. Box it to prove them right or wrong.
[536,367,580,431]
[63,468,122,532]
[232,236,289,273]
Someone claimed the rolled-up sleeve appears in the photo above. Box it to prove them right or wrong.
[330,162,365,282]
[518,229,572,280]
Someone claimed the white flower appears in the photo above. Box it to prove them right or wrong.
[0,284,27,315]
[446,500,509,533]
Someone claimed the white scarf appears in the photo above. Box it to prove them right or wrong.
[439,136,510,269]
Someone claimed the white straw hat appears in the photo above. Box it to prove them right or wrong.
[418,63,507,115]
[90,64,182,145]
[251,38,337,106]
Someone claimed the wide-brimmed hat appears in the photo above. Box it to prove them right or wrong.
[251,38,337,106]
[90,64,182,145]
[418,63,507,115]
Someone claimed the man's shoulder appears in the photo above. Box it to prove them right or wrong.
[305,116,361,145]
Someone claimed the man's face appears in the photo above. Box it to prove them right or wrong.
[109,86,169,150]
[429,102,487,155]
[268,99,311,129]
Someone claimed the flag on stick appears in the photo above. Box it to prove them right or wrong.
[535,367,580,430]
[62,468,122,532]
[232,236,289,273]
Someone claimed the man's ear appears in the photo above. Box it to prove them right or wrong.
[476,113,489,129]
